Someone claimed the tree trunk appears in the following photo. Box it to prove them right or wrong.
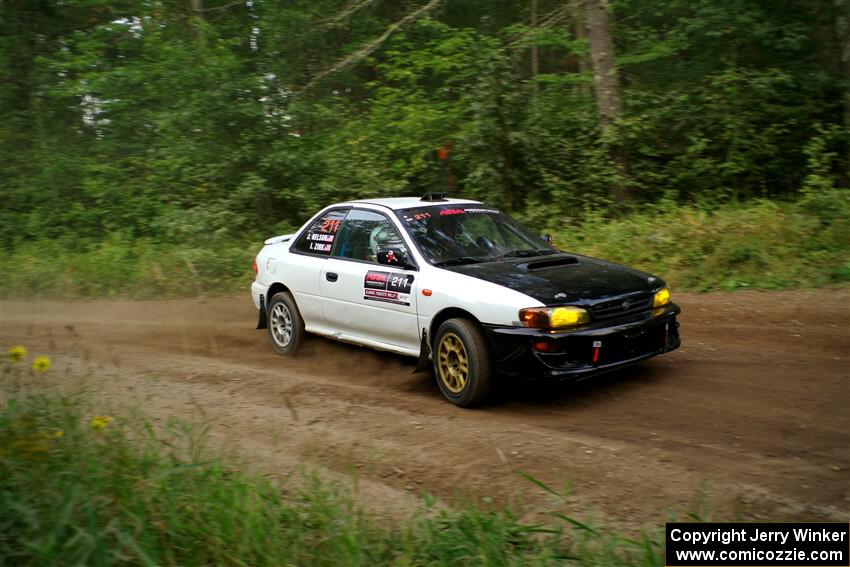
[584,0,620,133]
[531,0,539,94]
[583,0,628,201]
[190,0,205,20]
[570,0,590,81]
[838,0,850,180]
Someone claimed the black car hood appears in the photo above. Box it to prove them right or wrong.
[443,253,661,305]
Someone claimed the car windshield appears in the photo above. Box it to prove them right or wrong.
[396,204,556,265]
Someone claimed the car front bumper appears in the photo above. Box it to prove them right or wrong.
[482,304,681,380]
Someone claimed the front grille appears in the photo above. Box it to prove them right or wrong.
[589,292,653,322]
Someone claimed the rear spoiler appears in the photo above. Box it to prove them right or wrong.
[264,233,295,245]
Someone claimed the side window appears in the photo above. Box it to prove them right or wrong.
[333,209,409,263]
[293,209,348,256]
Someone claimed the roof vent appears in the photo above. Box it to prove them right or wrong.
[421,192,448,202]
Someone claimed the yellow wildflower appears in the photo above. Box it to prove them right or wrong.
[90,416,113,430]
[7,345,27,363]
[32,356,51,372]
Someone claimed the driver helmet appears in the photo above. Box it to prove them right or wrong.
[433,216,465,242]
[369,224,404,256]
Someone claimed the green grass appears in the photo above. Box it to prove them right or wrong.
[0,235,257,299]
[550,190,850,291]
[0,389,665,566]
[2,191,848,298]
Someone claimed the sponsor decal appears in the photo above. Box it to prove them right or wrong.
[404,208,499,223]
[363,270,414,306]
[438,207,500,216]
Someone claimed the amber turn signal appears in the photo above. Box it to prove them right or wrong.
[519,308,550,328]
[519,306,589,329]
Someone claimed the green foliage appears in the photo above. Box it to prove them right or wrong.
[0,391,664,565]
[0,237,256,298]
[551,190,850,291]
[2,193,847,299]
[802,124,843,194]
[1,0,848,290]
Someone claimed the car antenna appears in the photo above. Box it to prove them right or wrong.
[421,192,448,202]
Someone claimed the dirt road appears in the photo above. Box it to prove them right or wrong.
[2,290,848,530]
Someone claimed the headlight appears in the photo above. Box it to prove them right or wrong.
[652,286,671,308]
[519,306,590,329]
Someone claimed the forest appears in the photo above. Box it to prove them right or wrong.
[2,0,849,295]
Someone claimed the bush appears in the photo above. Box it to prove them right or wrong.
[2,192,847,299]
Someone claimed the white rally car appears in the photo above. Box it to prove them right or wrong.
[251,193,680,406]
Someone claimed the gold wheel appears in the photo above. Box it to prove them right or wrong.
[437,332,469,394]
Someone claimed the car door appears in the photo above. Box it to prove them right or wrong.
[286,208,349,331]
[319,208,420,353]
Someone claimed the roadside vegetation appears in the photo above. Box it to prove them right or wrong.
[3,1,850,299]
[0,350,664,566]
[554,190,850,292]
[2,192,848,299]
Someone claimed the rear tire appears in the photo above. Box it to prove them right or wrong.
[267,292,304,355]
[433,318,493,407]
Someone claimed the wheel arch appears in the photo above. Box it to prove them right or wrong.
[428,307,481,349]
[257,281,292,329]
[266,281,291,302]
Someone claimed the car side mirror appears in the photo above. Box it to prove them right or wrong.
[377,248,414,270]
[541,233,554,244]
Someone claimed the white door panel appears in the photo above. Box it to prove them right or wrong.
[320,258,420,351]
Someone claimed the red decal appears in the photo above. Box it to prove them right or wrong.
[365,273,388,283]
[321,219,341,233]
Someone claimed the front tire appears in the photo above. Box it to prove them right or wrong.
[267,292,304,355]
[433,318,493,407]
